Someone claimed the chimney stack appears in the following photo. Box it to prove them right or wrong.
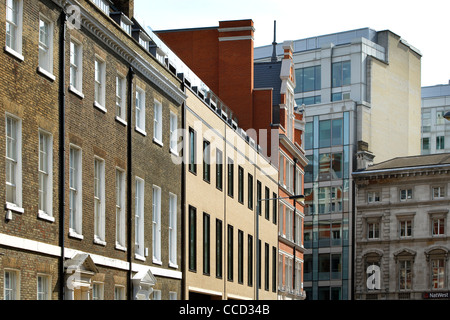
[113,0,134,19]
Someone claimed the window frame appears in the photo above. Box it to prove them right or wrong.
[37,274,50,300]
[38,14,54,78]
[69,145,83,238]
[153,99,163,145]
[69,39,83,96]
[169,111,178,155]
[4,269,19,300]
[38,130,53,221]
[115,73,127,123]
[115,168,126,250]
[135,87,146,135]
[168,193,178,268]
[152,185,162,264]
[5,114,23,212]
[203,212,211,276]
[5,0,24,61]
[188,127,197,174]
[203,140,210,183]
[94,157,106,245]
[134,177,145,260]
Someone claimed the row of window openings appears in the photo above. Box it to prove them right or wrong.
[69,147,179,266]
[188,208,277,292]
[279,203,303,246]
[3,271,132,300]
[304,118,345,150]
[304,185,348,215]
[4,118,178,266]
[279,153,303,195]
[188,130,279,223]
[5,3,177,151]
[422,136,446,151]
[294,62,351,94]
[6,0,147,68]
[365,216,447,239]
[304,221,347,248]
[304,254,342,281]
[422,111,450,127]
[278,254,303,295]
[363,259,447,291]
[367,187,446,204]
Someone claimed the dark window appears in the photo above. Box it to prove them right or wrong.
[216,149,223,190]
[189,206,197,271]
[216,219,223,278]
[189,128,196,174]
[238,230,244,284]
[265,243,269,291]
[227,158,234,198]
[272,192,277,224]
[203,213,210,275]
[238,166,244,204]
[248,235,253,287]
[248,174,253,210]
[265,187,270,220]
[227,225,234,281]
[203,140,210,182]
[257,181,262,215]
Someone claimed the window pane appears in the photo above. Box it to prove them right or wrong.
[319,120,331,148]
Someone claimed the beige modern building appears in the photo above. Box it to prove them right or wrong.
[353,153,450,300]
[182,82,279,300]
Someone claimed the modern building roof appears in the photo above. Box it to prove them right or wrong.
[422,83,450,99]
[354,153,450,175]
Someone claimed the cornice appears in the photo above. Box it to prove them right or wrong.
[55,0,187,105]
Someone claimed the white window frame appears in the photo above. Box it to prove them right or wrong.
[115,168,126,251]
[169,291,177,300]
[92,0,110,15]
[115,73,126,123]
[114,286,125,300]
[37,274,50,300]
[5,113,23,213]
[94,56,106,112]
[134,177,145,260]
[169,111,178,155]
[168,193,177,268]
[37,15,54,80]
[5,0,24,61]
[152,185,162,265]
[135,87,146,135]
[4,269,19,300]
[400,188,413,201]
[92,282,104,300]
[38,130,53,221]
[367,220,380,240]
[367,191,380,203]
[94,157,106,245]
[69,145,83,239]
[69,39,83,98]
[120,16,133,34]
[153,99,163,146]
[152,289,161,300]
[432,186,445,199]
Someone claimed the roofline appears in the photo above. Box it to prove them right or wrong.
[353,163,450,177]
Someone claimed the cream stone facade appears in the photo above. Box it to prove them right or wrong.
[183,88,279,300]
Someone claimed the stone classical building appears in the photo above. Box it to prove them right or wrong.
[353,153,450,300]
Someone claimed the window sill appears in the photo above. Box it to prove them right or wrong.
[4,46,24,62]
[5,203,24,214]
[135,127,147,137]
[115,116,127,126]
[94,102,107,113]
[152,258,162,266]
[170,149,179,157]
[37,67,56,82]
[69,85,85,99]
[135,253,146,262]
[94,237,107,246]
[69,229,84,240]
[153,138,163,147]
[169,262,179,269]
[38,211,55,223]
[115,243,127,252]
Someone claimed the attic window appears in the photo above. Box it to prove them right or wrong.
[93,0,110,15]
[139,32,151,50]
[120,16,133,34]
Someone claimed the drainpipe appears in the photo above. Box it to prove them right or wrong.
[126,66,135,300]
[58,10,67,301]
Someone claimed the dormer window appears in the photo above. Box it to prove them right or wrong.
[92,0,110,15]
[139,32,151,51]
[120,15,133,34]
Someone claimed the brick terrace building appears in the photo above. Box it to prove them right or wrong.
[156,19,307,300]
[0,0,186,300]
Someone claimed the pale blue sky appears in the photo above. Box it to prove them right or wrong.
[134,0,450,87]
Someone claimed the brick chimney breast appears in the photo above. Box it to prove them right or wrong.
[113,0,134,19]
